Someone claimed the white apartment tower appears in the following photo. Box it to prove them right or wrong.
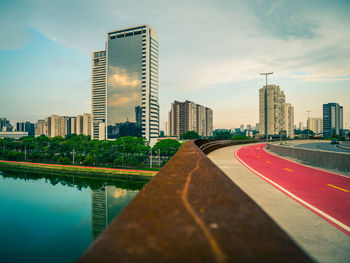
[259,85,286,136]
[91,25,159,142]
[284,103,294,138]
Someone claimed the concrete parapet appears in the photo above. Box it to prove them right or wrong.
[269,143,350,172]
[338,142,350,150]
[79,140,312,263]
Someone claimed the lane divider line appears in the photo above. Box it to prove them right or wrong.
[234,146,350,235]
[327,184,350,193]
[284,168,293,172]
[262,146,350,179]
[266,161,271,164]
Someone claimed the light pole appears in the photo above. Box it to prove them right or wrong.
[260,72,274,146]
[307,110,311,140]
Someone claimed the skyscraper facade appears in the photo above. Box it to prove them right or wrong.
[259,85,286,136]
[168,100,213,138]
[16,121,35,136]
[323,103,343,138]
[91,25,159,142]
[91,51,106,140]
[284,103,294,138]
[307,117,323,134]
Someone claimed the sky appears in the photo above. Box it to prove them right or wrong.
[0,0,350,130]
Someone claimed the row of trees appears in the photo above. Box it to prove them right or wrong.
[0,135,182,169]
[180,130,250,140]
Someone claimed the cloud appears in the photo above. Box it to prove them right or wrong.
[109,66,140,88]
[109,93,138,107]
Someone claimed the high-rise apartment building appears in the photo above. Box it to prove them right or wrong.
[83,113,92,136]
[35,114,91,138]
[91,25,159,142]
[91,51,106,140]
[168,100,213,138]
[76,115,84,135]
[323,103,343,138]
[284,103,294,138]
[307,117,323,134]
[259,85,286,136]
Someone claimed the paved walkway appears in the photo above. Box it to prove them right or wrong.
[208,144,350,263]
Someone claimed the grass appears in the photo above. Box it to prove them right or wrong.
[0,160,157,179]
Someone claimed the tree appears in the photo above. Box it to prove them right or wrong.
[180,131,200,140]
[214,131,232,140]
[152,139,181,156]
[231,134,249,140]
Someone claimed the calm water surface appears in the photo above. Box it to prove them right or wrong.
[0,169,148,263]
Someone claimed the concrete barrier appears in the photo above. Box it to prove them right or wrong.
[338,142,350,150]
[79,140,312,263]
[268,143,350,173]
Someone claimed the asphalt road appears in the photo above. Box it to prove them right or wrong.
[294,142,350,153]
[235,143,350,235]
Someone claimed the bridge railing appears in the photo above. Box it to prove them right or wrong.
[79,140,312,263]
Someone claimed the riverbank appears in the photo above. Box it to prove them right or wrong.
[0,160,158,179]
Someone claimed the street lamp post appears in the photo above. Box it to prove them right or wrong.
[307,110,311,140]
[260,72,274,146]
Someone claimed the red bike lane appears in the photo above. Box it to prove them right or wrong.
[235,143,350,235]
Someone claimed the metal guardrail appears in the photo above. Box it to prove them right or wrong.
[79,140,313,263]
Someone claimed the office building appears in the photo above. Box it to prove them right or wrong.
[168,100,213,138]
[0,131,28,139]
[0,118,13,132]
[91,50,106,140]
[91,25,159,142]
[259,85,286,136]
[284,103,294,138]
[323,103,343,138]
[307,117,323,134]
[16,121,35,136]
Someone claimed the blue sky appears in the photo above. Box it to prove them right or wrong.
[0,0,349,130]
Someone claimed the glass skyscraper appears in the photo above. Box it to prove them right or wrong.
[323,102,343,138]
[92,25,159,142]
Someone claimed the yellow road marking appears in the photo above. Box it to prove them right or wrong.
[327,184,350,193]
[266,161,271,163]
[284,168,293,172]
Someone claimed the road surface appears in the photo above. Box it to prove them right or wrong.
[235,143,350,235]
[294,142,350,153]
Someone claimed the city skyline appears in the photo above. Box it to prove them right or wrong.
[0,0,349,130]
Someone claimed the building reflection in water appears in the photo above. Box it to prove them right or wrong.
[91,186,139,239]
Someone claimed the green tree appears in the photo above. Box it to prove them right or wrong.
[231,134,249,140]
[180,131,200,140]
[214,131,232,140]
[152,139,181,156]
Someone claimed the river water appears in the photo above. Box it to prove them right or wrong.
[0,168,148,263]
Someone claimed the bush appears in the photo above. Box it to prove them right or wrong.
[60,157,71,165]
[6,151,24,161]
[51,155,60,163]
[180,131,200,140]
[28,151,41,161]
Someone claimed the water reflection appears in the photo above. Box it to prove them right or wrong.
[0,168,148,262]
[91,186,138,239]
